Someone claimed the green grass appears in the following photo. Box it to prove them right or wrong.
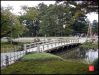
[1,60,89,74]
[21,53,64,61]
[1,53,94,74]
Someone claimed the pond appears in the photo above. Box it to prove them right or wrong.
[51,47,98,64]
[85,49,98,64]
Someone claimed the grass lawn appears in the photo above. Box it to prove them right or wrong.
[21,53,64,61]
[1,53,95,74]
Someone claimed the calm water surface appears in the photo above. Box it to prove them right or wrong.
[51,47,98,64]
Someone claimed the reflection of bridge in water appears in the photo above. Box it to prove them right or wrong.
[1,37,97,68]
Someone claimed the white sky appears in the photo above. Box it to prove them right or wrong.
[1,1,98,23]
[86,13,98,23]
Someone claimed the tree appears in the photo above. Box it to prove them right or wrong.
[56,1,98,13]
[72,20,88,35]
[19,6,40,37]
[39,3,74,36]
[37,3,49,36]
[1,6,25,38]
[56,1,95,36]
[92,20,98,34]
[72,12,88,35]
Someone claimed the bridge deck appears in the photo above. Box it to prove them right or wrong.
[1,37,87,68]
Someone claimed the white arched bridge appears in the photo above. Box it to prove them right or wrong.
[1,37,97,68]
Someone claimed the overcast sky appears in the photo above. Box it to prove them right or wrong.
[1,1,98,23]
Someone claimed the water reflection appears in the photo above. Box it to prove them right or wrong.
[85,49,98,64]
[51,47,98,64]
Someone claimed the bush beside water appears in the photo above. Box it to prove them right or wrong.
[79,42,98,49]
[93,58,98,73]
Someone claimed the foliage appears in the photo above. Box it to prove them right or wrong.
[19,6,40,37]
[39,4,74,36]
[92,20,98,34]
[93,58,98,73]
[79,42,98,49]
[56,1,98,35]
[1,1,98,37]
[1,6,26,38]
[72,18,88,34]
[56,1,98,13]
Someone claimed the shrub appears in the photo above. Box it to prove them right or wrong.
[93,58,98,73]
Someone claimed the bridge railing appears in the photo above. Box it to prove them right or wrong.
[24,39,79,53]
[1,38,79,68]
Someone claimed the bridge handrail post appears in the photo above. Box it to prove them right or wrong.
[62,40,63,45]
[69,39,70,43]
[42,44,44,52]
[58,40,60,45]
[61,40,63,45]
[74,39,75,43]
[78,39,79,43]
[76,39,77,43]
[37,44,40,52]
[24,44,27,54]
[47,43,49,49]
[61,40,62,45]
[55,41,56,46]
[51,42,53,47]
[67,39,69,43]
[64,40,65,45]
[68,39,69,43]
[64,40,65,44]
[66,40,67,44]
[29,44,31,52]
[5,55,9,66]
[65,40,66,44]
